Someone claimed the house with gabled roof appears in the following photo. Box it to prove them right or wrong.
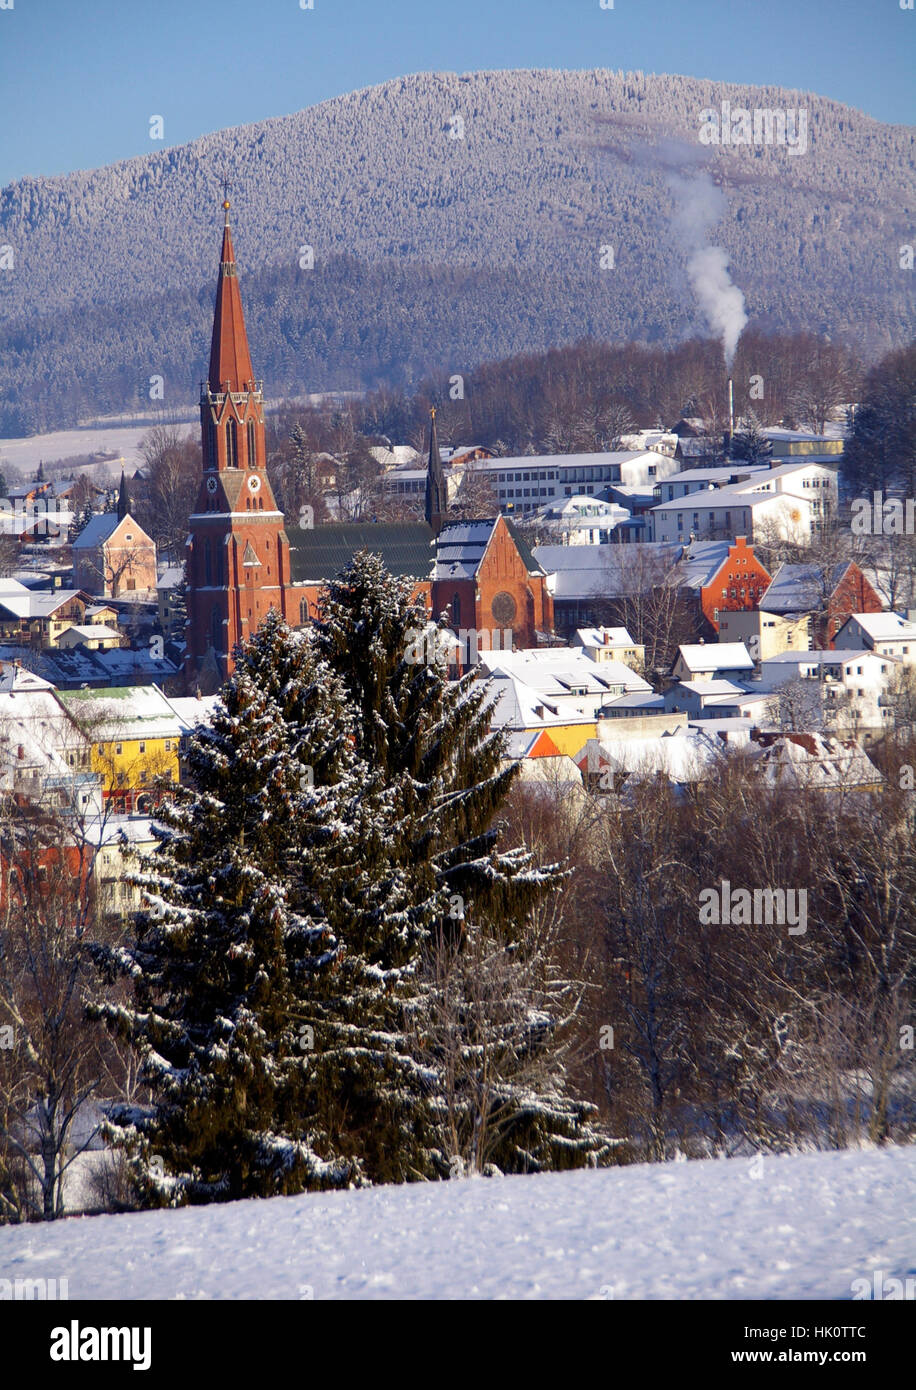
[833,612,916,663]
[72,476,157,599]
[760,560,882,648]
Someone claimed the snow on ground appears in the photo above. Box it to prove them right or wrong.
[0,420,195,480]
[1,1146,913,1300]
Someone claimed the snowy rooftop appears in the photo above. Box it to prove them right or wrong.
[676,643,754,672]
[573,626,638,649]
[60,624,120,642]
[749,732,882,789]
[672,678,748,697]
[71,513,123,549]
[760,561,851,613]
[482,647,650,697]
[842,611,916,642]
[533,543,682,598]
[579,727,725,782]
[661,465,768,484]
[761,648,878,667]
[162,694,221,731]
[58,684,181,740]
[0,588,86,620]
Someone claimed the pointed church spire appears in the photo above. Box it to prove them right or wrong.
[207,197,255,394]
[116,469,130,520]
[425,407,448,535]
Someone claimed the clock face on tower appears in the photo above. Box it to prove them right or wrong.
[206,476,218,493]
[247,475,261,494]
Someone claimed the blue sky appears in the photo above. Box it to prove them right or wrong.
[0,0,912,185]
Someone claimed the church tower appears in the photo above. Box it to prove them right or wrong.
[185,199,291,688]
[424,407,448,536]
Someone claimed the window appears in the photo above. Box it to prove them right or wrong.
[115,743,122,755]
[226,418,238,468]
[247,419,257,468]
[139,742,146,753]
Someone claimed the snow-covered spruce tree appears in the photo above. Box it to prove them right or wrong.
[89,612,361,1204]
[312,550,610,1176]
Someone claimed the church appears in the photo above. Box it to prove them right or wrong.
[185,203,553,688]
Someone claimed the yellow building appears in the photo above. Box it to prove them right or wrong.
[58,685,180,812]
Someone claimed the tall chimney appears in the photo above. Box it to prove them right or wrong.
[727,377,734,455]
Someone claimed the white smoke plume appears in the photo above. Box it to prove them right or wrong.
[665,152,748,368]
[686,245,747,369]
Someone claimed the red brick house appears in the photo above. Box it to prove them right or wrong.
[679,536,771,634]
[760,560,883,649]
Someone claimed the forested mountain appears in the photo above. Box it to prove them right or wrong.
[1,68,913,435]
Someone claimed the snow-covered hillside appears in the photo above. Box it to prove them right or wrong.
[1,1147,912,1300]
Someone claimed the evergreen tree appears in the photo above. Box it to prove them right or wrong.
[313,551,610,1176]
[90,613,361,1203]
[731,412,772,465]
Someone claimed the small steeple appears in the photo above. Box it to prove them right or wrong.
[116,469,131,520]
[425,407,448,535]
[207,196,255,394]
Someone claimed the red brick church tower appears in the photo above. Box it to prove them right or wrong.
[185,200,291,688]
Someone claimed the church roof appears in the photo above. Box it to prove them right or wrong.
[432,518,548,582]
[287,523,436,583]
[72,513,122,549]
[207,209,255,393]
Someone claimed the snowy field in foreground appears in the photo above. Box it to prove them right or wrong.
[0,1146,913,1300]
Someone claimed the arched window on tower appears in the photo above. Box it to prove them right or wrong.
[299,597,310,625]
[207,418,217,470]
[226,418,237,468]
[204,540,212,585]
[452,593,461,626]
[247,420,257,469]
[210,607,221,653]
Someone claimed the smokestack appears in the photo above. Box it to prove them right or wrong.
[727,377,734,457]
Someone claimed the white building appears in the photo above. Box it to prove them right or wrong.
[649,460,838,544]
[532,495,631,544]
[833,612,916,664]
[672,643,755,683]
[572,626,645,670]
[464,450,680,518]
[650,486,815,546]
[756,649,899,735]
